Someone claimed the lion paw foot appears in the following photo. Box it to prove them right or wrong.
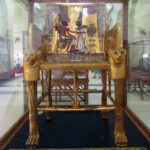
[26,133,39,148]
[115,133,128,147]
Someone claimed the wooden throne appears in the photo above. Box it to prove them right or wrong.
[24,2,127,148]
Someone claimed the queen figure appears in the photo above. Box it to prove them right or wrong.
[76,20,88,54]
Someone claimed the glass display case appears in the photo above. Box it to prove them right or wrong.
[22,0,129,148]
[1,0,150,149]
[128,39,150,127]
[0,0,29,146]
[127,0,150,136]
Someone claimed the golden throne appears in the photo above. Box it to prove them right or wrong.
[24,3,127,149]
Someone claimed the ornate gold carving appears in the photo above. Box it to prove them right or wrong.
[101,70,108,119]
[104,23,122,61]
[26,82,39,148]
[24,22,128,148]
[72,100,80,108]
[45,70,52,120]
[40,61,110,70]
[40,37,50,61]
[114,80,128,147]
[24,50,42,81]
[40,70,44,99]
[72,71,80,108]
[37,105,115,111]
[108,71,111,96]
[109,49,126,80]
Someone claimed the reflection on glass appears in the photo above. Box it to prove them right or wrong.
[33,3,122,54]
[32,2,123,107]
[127,1,150,128]
[0,0,124,139]
[0,0,28,138]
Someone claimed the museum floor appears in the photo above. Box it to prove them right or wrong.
[0,71,150,149]
[6,109,150,149]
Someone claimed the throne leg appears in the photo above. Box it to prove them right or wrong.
[114,79,127,147]
[26,81,39,148]
[108,71,111,96]
[40,70,44,99]
[46,70,52,120]
[72,71,80,108]
[101,70,108,119]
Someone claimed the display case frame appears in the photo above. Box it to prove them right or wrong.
[23,0,130,148]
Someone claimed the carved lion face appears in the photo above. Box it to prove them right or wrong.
[24,50,42,65]
[112,50,126,64]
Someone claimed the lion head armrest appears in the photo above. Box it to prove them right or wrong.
[104,24,126,80]
[24,50,42,81]
[109,48,126,80]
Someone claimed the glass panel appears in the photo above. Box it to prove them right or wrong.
[0,0,124,138]
[33,2,123,106]
[127,0,150,128]
[0,0,28,138]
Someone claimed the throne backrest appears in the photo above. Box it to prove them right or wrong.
[104,23,122,61]
[29,24,45,50]
[28,23,123,63]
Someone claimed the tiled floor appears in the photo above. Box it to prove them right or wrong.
[0,71,150,139]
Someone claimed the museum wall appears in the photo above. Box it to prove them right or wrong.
[0,0,28,77]
[128,0,150,66]
[106,3,123,30]
[128,0,150,41]
[0,0,8,37]
[6,0,28,68]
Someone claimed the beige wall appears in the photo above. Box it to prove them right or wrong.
[6,0,28,67]
[0,0,8,37]
[0,0,28,70]
[128,0,150,66]
[106,3,123,30]
[129,0,150,42]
